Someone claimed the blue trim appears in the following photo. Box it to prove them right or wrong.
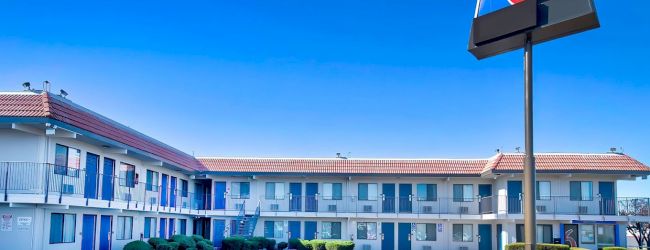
[559,224,565,244]
[614,224,620,246]
[570,220,617,224]
[203,171,481,178]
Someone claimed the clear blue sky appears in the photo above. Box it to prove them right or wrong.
[0,1,648,196]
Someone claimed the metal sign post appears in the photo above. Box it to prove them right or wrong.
[468,1,600,249]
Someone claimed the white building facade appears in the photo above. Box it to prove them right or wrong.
[0,90,649,250]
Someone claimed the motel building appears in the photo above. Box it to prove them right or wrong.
[0,89,649,250]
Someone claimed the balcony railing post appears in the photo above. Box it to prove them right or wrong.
[58,169,64,204]
[4,163,9,201]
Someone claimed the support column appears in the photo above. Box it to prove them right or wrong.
[523,34,537,250]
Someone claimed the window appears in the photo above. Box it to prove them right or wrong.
[231,182,250,199]
[49,213,76,243]
[597,224,615,246]
[264,221,284,238]
[323,183,342,200]
[146,170,159,191]
[179,219,187,235]
[357,222,377,240]
[453,184,473,202]
[54,144,81,177]
[119,163,136,188]
[536,224,553,243]
[322,222,342,239]
[516,224,524,242]
[417,184,437,201]
[452,224,473,242]
[181,180,188,197]
[116,216,133,240]
[265,182,286,200]
[580,224,595,244]
[358,183,378,201]
[416,223,436,241]
[536,181,551,200]
[570,181,593,201]
[144,217,157,238]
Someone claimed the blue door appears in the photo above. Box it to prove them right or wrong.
[180,219,187,235]
[507,181,522,214]
[170,177,177,208]
[305,183,318,212]
[85,153,99,199]
[160,218,167,238]
[101,158,115,201]
[99,215,112,250]
[599,182,615,215]
[81,214,96,250]
[214,182,226,210]
[213,220,225,247]
[168,218,175,236]
[304,221,317,240]
[478,224,492,250]
[288,221,301,239]
[397,223,411,250]
[398,184,412,213]
[497,224,503,250]
[161,174,168,207]
[479,184,493,213]
[289,183,302,211]
[381,222,394,250]
[383,184,395,213]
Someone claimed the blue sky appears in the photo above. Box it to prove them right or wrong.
[1,1,648,196]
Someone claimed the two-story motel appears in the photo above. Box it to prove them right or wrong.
[0,89,649,250]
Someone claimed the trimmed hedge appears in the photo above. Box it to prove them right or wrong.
[324,241,354,250]
[192,235,205,243]
[250,236,276,250]
[569,248,589,250]
[157,244,174,250]
[222,237,247,250]
[602,248,626,250]
[197,240,212,250]
[505,243,570,250]
[307,240,328,250]
[288,238,309,250]
[278,242,288,250]
[124,240,153,250]
[169,242,180,250]
[170,235,197,250]
[148,238,169,249]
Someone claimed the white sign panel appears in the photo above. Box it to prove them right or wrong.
[1,214,12,232]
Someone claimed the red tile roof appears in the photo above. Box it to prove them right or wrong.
[198,153,650,176]
[197,157,489,175]
[491,153,650,174]
[0,92,204,171]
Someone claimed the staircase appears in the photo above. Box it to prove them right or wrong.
[230,201,261,238]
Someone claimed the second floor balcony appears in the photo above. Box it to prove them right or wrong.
[0,162,648,219]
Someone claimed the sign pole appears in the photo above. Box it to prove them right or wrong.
[523,33,537,250]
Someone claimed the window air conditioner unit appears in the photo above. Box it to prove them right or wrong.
[62,184,75,194]
[362,245,371,250]
[328,205,337,212]
[149,197,157,204]
[536,205,547,213]
[422,206,433,214]
[270,204,280,211]
[363,205,373,212]
[578,206,588,214]
[122,193,132,201]
[235,203,244,210]
[182,201,188,208]
[458,206,469,214]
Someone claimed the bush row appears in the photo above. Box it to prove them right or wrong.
[221,236,280,250]
[288,238,354,250]
[124,234,213,250]
[506,243,626,250]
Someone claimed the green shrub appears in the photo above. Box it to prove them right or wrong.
[124,240,153,250]
[324,241,354,250]
[157,244,174,250]
[191,235,205,243]
[249,237,276,250]
[278,242,288,250]
[196,240,212,250]
[148,238,169,249]
[505,243,570,250]
[244,240,259,250]
[289,238,308,250]
[222,237,246,250]
[569,248,589,250]
[308,240,327,250]
[170,235,197,250]
[169,242,180,250]
[203,240,214,247]
[602,247,626,250]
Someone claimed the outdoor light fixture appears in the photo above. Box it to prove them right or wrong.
[468,0,599,249]
[59,89,68,98]
[22,81,31,90]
